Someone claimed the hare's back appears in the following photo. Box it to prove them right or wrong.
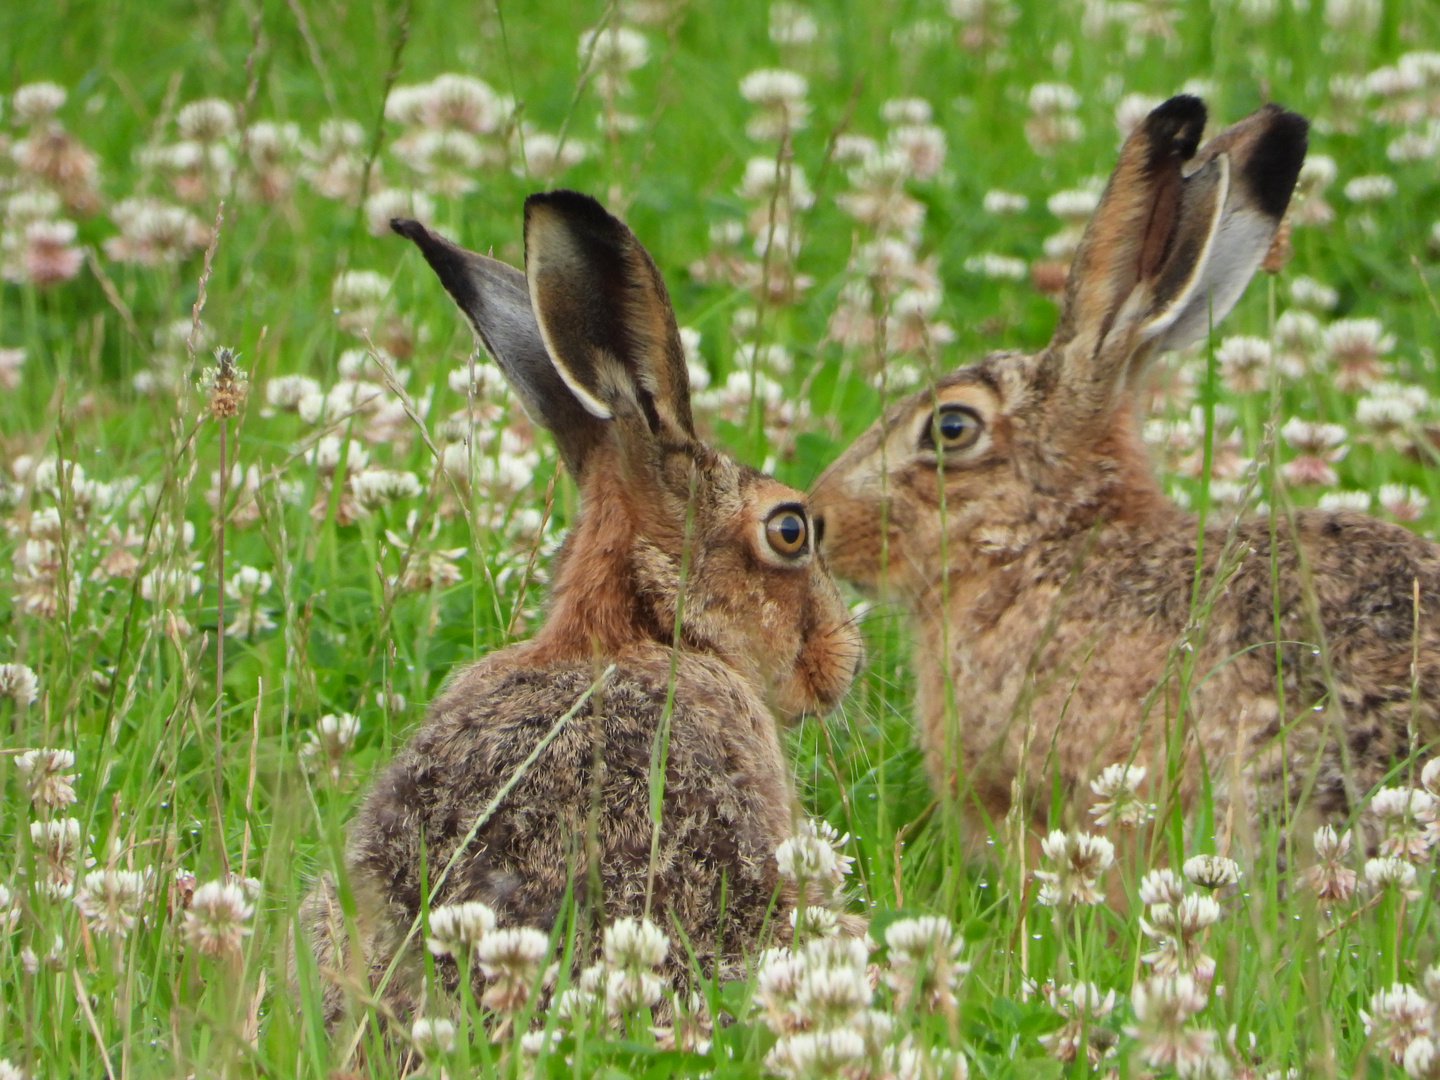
[346,652,790,946]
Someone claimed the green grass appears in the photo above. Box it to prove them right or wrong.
[2,0,1440,1076]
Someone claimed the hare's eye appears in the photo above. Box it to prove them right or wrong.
[933,405,983,452]
[765,506,809,558]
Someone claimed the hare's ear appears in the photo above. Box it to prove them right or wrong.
[1044,96,1306,418]
[522,190,694,446]
[391,218,605,476]
[1138,102,1309,353]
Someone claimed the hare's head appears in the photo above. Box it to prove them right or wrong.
[811,96,1307,598]
[395,192,860,717]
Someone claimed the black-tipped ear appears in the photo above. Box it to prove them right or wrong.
[392,218,604,476]
[1041,96,1307,430]
[522,191,694,445]
[1138,104,1308,352]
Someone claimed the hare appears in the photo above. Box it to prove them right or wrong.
[810,95,1440,839]
[303,191,862,1033]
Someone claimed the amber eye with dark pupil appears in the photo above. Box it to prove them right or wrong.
[934,405,982,450]
[765,509,808,557]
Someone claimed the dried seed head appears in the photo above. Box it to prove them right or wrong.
[198,347,248,419]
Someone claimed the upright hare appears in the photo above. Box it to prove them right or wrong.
[304,191,861,1030]
[811,95,1438,835]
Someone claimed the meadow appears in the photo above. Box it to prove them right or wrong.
[2,0,1440,1076]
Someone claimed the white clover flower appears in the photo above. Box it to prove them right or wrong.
[982,189,1028,214]
[1126,974,1217,1073]
[1139,868,1187,906]
[776,832,837,885]
[512,130,589,177]
[1182,854,1241,890]
[364,188,435,237]
[1028,82,1080,115]
[884,915,969,1013]
[0,663,40,705]
[426,900,496,957]
[739,68,809,107]
[1035,831,1114,906]
[1047,187,1100,224]
[1422,757,1440,798]
[1369,786,1437,860]
[794,961,872,1024]
[1115,93,1164,139]
[228,566,273,599]
[14,82,68,123]
[1289,276,1339,311]
[766,1029,868,1079]
[410,1017,457,1057]
[770,2,819,45]
[1344,174,1398,202]
[603,915,668,971]
[306,436,368,475]
[1379,485,1430,523]
[183,879,254,957]
[0,1058,26,1080]
[1305,825,1358,902]
[789,905,839,938]
[351,468,423,510]
[16,747,76,808]
[476,926,552,1012]
[1217,335,1275,393]
[331,269,390,313]
[1361,983,1433,1065]
[736,157,814,208]
[423,74,504,134]
[1365,855,1420,898]
[1089,762,1152,827]
[0,884,18,929]
[266,374,322,410]
[74,868,149,936]
[963,253,1028,281]
[31,817,86,896]
[176,98,236,143]
[1357,383,1428,432]
[1038,981,1117,1064]
[1318,490,1372,513]
[1404,1036,1438,1080]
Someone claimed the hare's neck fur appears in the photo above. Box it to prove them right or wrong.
[531,452,663,663]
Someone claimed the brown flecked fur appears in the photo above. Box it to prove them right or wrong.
[812,96,1437,842]
[302,192,861,1040]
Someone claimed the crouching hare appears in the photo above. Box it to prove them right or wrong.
[811,95,1439,836]
[303,191,861,1033]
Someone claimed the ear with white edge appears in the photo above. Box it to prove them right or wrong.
[522,190,694,447]
[1040,96,1306,427]
[391,217,605,477]
[1139,103,1309,354]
